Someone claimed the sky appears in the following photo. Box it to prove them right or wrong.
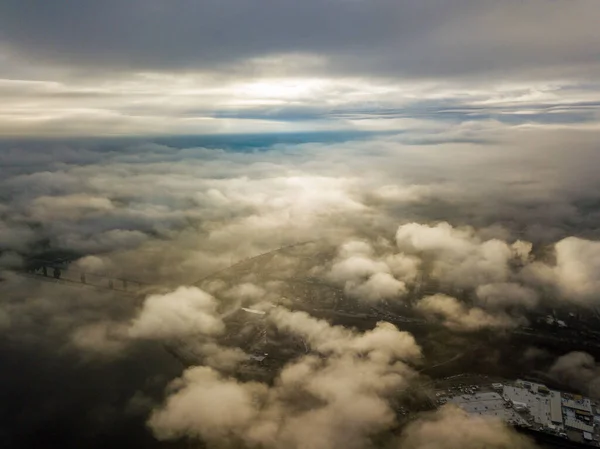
[0,0,600,136]
[2,1,600,449]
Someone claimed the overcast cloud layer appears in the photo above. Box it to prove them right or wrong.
[2,0,600,78]
[1,0,600,136]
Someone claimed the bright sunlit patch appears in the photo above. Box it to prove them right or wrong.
[0,69,599,136]
[232,78,330,100]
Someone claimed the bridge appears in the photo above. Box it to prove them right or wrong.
[17,258,150,296]
[193,240,316,285]
[14,241,320,297]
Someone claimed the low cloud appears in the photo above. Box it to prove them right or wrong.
[475,283,539,311]
[415,294,518,332]
[149,366,264,443]
[2,129,600,447]
[549,352,600,398]
[396,222,524,291]
[28,194,114,221]
[528,237,600,305]
[149,308,422,449]
[327,240,413,302]
[270,307,422,362]
[398,405,534,449]
[128,287,225,339]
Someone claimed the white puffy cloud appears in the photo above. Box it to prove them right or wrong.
[351,272,408,303]
[149,366,263,442]
[328,255,388,283]
[384,253,421,284]
[511,240,533,264]
[149,307,422,449]
[475,283,539,310]
[524,236,600,305]
[398,405,534,449]
[337,240,375,258]
[128,287,225,339]
[415,294,518,332]
[327,241,413,303]
[150,355,411,449]
[396,222,476,256]
[552,237,600,302]
[74,285,251,369]
[549,352,600,398]
[270,307,422,363]
[396,222,518,290]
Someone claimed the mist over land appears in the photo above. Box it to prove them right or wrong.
[3,129,600,448]
[2,1,600,448]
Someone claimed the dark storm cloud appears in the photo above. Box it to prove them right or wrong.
[1,0,599,80]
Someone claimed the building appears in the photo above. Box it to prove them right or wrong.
[443,379,600,446]
[447,391,529,427]
[550,391,563,425]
